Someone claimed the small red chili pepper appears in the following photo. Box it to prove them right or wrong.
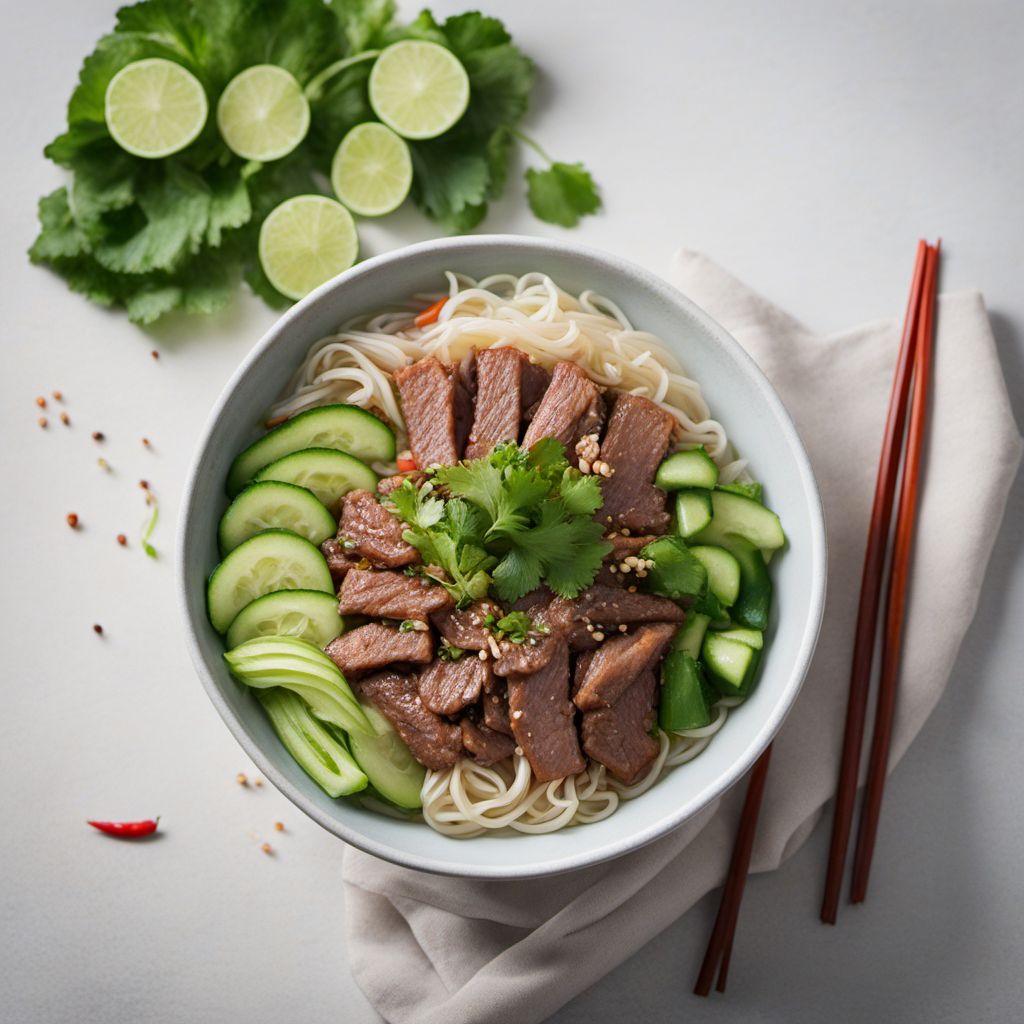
[87,816,160,838]
[414,297,446,329]
[396,454,418,473]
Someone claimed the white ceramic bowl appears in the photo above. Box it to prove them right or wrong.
[178,235,826,879]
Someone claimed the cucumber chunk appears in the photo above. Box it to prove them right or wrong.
[720,535,772,631]
[660,651,716,732]
[675,489,713,538]
[703,632,761,696]
[712,627,764,649]
[218,480,336,554]
[224,635,372,735]
[672,611,711,659]
[655,447,719,490]
[258,688,368,797]
[348,699,426,810]
[717,481,763,503]
[692,490,785,551]
[226,589,345,649]
[639,536,707,602]
[689,545,741,607]
[254,447,377,514]
[207,530,333,634]
[227,404,396,496]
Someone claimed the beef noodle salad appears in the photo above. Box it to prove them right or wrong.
[208,272,785,836]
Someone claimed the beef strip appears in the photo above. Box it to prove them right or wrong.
[492,593,575,676]
[521,361,605,457]
[573,622,678,711]
[430,599,504,652]
[393,357,462,468]
[454,352,476,456]
[482,674,513,736]
[593,534,658,587]
[581,669,660,785]
[575,584,686,628]
[337,569,454,620]
[321,538,361,583]
[339,489,419,569]
[507,641,586,783]
[464,347,532,459]
[377,471,427,497]
[355,671,461,770]
[520,360,552,420]
[568,626,600,652]
[460,717,517,766]
[596,393,675,535]
[323,623,432,677]
[418,656,490,716]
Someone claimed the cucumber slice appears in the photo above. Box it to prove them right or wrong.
[226,590,345,649]
[703,632,761,696]
[639,536,707,602]
[207,530,332,634]
[675,489,713,538]
[254,448,377,514]
[712,627,764,650]
[692,490,786,551]
[655,447,719,490]
[660,651,715,731]
[689,545,741,607]
[717,481,763,503]
[218,481,336,554]
[718,535,772,631]
[224,635,372,735]
[258,688,368,797]
[672,611,711,659]
[348,699,426,810]
[227,405,396,496]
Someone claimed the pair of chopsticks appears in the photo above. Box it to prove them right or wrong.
[694,240,941,995]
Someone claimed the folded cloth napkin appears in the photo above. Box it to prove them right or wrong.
[342,251,1022,1024]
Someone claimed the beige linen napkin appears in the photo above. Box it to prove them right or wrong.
[341,251,1022,1024]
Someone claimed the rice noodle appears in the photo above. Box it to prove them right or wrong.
[277,271,748,837]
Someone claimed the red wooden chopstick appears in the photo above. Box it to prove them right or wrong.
[820,241,930,924]
[849,242,940,902]
[694,744,773,996]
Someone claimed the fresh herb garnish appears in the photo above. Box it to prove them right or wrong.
[437,640,466,661]
[397,619,417,633]
[140,491,159,559]
[491,610,548,645]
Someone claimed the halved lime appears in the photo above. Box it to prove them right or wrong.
[104,58,208,159]
[331,123,413,217]
[368,41,470,140]
[217,64,310,161]
[258,195,358,300]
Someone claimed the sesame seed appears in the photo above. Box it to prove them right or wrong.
[586,623,594,632]
[625,556,639,567]
[261,843,273,855]
[511,710,523,720]
[236,773,248,786]
[621,528,631,536]
[578,458,591,474]
[274,821,284,832]
[38,417,48,428]
[514,746,524,756]
[609,565,618,574]
[619,562,632,573]
[593,631,605,642]
[636,569,648,579]
[478,649,488,661]
[618,624,628,633]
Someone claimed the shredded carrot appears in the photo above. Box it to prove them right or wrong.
[414,298,446,329]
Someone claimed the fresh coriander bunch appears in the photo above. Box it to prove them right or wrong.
[29,0,602,325]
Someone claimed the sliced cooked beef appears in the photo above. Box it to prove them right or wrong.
[337,569,454,620]
[521,361,605,457]
[520,360,552,420]
[569,626,601,652]
[460,717,517,766]
[482,674,513,736]
[573,622,678,711]
[572,651,594,698]
[581,670,660,784]
[507,642,585,783]
[355,671,461,770]
[393,357,462,468]
[465,347,531,459]
[431,599,504,652]
[339,489,419,569]
[575,584,686,628]
[492,593,575,676]
[323,623,432,677]
[321,538,360,583]
[378,470,427,497]
[596,393,675,534]
[608,533,657,561]
[418,656,490,716]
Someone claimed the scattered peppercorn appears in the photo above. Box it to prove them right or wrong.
[93,624,104,635]
[91,431,104,442]
[253,778,263,788]
[151,350,160,360]
[52,390,63,401]
[66,512,79,528]
[60,412,70,426]
[236,772,248,786]
[274,821,284,832]
[35,396,46,408]
[38,417,48,428]
[142,437,151,448]
[116,534,127,546]
[139,479,149,490]
[261,842,273,855]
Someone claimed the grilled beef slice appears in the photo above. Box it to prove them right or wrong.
[492,593,575,676]
[464,347,532,459]
[321,538,360,584]
[430,599,504,652]
[460,717,517,766]
[323,623,432,677]
[393,357,463,468]
[596,393,675,534]
[573,622,677,711]
[339,489,419,569]
[507,641,585,783]
[575,584,686,628]
[337,569,453,620]
[355,671,461,770]
[418,656,490,716]
[482,674,513,736]
[521,360,605,456]
[581,669,660,784]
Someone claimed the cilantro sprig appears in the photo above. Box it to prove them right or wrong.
[387,440,611,605]
[30,0,602,324]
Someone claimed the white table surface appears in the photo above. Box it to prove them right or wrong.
[3,1,1022,1021]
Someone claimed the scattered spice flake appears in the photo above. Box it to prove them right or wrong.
[38,417,48,428]
[60,412,70,426]
[35,396,46,408]
[253,778,264,788]
[66,512,79,528]
[93,624,104,635]
[236,773,248,786]
[142,437,151,448]
[151,350,160,360]
[97,457,110,471]
[139,479,149,490]
[274,821,284,832]
[140,488,159,559]
[52,390,63,402]
[91,431,104,442]
[116,534,127,546]
[261,843,273,855]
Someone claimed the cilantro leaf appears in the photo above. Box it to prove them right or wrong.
[526,162,602,227]
[558,471,604,517]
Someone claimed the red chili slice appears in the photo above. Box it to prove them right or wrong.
[87,817,160,838]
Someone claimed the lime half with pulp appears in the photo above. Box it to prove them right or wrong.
[258,195,358,300]
[368,41,470,140]
[105,58,208,159]
[217,64,310,161]
[331,122,413,217]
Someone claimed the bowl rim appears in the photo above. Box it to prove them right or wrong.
[176,233,827,879]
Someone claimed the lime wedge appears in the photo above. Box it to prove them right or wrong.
[104,58,208,159]
[217,65,310,162]
[368,41,470,140]
[331,122,413,217]
[258,195,358,300]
